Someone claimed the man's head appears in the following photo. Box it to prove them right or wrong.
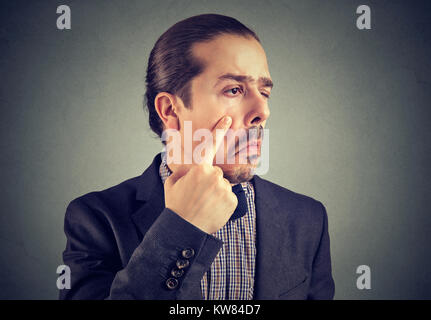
[145,14,272,184]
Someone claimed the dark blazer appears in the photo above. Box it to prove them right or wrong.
[60,153,335,300]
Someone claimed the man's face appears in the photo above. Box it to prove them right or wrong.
[174,34,272,183]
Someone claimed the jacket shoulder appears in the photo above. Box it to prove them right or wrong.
[254,175,327,224]
[255,175,324,207]
[67,174,144,218]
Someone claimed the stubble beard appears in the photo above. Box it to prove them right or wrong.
[220,154,260,184]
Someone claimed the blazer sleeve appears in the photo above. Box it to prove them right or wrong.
[307,202,335,300]
[59,197,223,300]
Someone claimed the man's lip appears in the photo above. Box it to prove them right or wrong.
[236,140,261,154]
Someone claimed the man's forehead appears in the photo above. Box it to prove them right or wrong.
[191,34,271,86]
[193,35,268,62]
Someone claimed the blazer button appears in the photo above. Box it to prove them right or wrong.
[181,248,195,259]
[176,259,190,269]
[166,278,179,290]
[171,268,184,278]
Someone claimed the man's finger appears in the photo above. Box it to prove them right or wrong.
[202,116,232,165]
[164,168,186,188]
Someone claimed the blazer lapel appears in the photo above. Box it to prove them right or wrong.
[252,175,285,299]
[253,175,305,299]
[132,153,166,239]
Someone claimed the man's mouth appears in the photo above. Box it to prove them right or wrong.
[224,125,264,157]
[236,139,261,155]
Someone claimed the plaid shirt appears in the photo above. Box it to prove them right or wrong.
[159,152,257,300]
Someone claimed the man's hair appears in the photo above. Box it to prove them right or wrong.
[144,14,260,139]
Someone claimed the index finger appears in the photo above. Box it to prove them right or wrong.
[201,116,232,165]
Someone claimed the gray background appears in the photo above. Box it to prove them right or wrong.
[0,0,430,299]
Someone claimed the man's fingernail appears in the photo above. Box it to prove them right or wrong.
[224,116,232,126]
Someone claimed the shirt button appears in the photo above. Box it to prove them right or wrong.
[166,278,179,290]
[171,268,184,278]
[181,248,195,259]
[176,259,190,269]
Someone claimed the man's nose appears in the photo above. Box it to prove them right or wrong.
[243,90,270,128]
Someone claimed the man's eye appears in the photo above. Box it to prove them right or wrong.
[225,87,243,96]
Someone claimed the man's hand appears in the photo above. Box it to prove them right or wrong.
[164,116,238,234]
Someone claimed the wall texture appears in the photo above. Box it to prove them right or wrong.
[0,0,430,299]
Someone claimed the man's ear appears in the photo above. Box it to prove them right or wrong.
[154,92,180,131]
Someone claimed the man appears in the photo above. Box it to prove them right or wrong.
[60,14,335,300]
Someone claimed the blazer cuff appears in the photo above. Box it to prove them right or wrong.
[144,208,223,298]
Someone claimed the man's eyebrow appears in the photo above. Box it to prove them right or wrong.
[214,73,274,89]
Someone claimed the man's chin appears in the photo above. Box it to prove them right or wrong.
[220,163,257,185]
